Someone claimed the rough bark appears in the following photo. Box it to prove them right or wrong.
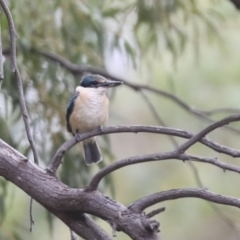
[0,139,160,240]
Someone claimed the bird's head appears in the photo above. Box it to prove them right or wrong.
[80,74,123,88]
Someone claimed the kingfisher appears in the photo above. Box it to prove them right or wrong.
[66,74,122,165]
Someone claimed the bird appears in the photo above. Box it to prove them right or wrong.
[66,74,122,165]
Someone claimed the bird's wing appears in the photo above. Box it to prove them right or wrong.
[66,91,80,133]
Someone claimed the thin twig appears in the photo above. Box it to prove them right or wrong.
[110,223,117,237]
[208,202,240,239]
[0,1,16,72]
[0,7,4,80]
[180,153,240,173]
[0,0,39,164]
[0,0,40,233]
[141,91,205,188]
[29,197,34,231]
[140,91,178,148]
[145,207,166,218]
[70,229,78,240]
[128,188,240,213]
[204,107,240,116]
[141,91,214,208]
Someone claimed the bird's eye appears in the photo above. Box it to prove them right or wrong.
[92,81,98,85]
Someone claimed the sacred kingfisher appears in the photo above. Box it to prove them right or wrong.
[66,74,122,165]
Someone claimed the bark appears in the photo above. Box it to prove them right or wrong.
[0,139,160,240]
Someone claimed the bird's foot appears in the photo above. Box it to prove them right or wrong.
[97,126,104,134]
[75,133,82,142]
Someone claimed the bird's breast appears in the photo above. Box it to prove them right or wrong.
[69,90,109,134]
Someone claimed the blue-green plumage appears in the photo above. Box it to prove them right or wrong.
[66,92,79,133]
[80,75,99,88]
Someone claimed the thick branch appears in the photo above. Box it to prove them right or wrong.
[0,139,160,240]
[129,188,240,213]
[0,0,39,164]
[48,125,240,174]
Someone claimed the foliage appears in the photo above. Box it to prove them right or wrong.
[0,0,237,239]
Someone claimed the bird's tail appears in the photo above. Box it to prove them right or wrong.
[83,138,102,165]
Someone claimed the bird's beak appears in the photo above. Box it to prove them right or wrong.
[100,79,123,88]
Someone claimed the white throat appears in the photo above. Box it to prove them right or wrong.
[76,86,108,95]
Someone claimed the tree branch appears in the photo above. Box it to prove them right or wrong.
[140,91,208,199]
[0,1,16,72]
[86,152,176,191]
[0,138,160,240]
[86,151,240,191]
[179,153,240,173]
[128,188,240,213]
[0,7,4,80]
[0,0,39,164]
[204,107,240,116]
[145,208,166,219]
[23,48,240,136]
[3,136,240,239]
[176,114,240,154]
[47,124,240,174]
[140,91,178,148]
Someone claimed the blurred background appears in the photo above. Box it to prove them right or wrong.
[1,0,240,239]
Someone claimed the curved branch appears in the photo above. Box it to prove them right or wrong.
[177,114,240,153]
[128,188,240,213]
[180,154,240,173]
[86,152,176,191]
[48,125,240,174]
[86,152,240,191]
[140,91,209,202]
[0,0,39,164]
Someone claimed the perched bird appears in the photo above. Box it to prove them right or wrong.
[66,74,122,165]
